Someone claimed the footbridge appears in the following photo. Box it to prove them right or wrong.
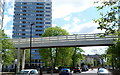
[11,33,117,49]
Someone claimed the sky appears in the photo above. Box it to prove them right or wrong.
[3,0,108,55]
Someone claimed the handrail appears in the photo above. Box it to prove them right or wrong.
[11,33,117,44]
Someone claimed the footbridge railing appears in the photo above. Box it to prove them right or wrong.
[11,33,118,49]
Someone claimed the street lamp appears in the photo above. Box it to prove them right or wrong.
[30,23,35,68]
[14,59,17,73]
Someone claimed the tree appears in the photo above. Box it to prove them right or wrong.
[39,48,52,66]
[42,26,69,36]
[1,30,16,65]
[100,54,107,66]
[39,26,85,70]
[94,0,119,36]
[39,26,70,69]
[94,0,120,70]
[56,47,74,67]
[106,41,120,69]
[72,47,84,67]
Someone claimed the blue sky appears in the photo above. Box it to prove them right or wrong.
[3,0,108,55]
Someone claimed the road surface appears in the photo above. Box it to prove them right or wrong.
[43,69,98,75]
[72,69,98,75]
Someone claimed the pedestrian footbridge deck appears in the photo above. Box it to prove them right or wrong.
[11,34,117,49]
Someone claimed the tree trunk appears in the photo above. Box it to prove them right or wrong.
[53,48,58,70]
[72,47,76,68]
[50,48,53,75]
[111,55,115,70]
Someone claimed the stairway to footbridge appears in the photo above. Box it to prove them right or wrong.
[11,33,117,49]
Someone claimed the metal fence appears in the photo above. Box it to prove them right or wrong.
[11,33,117,48]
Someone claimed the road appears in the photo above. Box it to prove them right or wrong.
[73,69,98,75]
[43,69,98,75]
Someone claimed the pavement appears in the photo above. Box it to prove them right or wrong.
[108,69,120,75]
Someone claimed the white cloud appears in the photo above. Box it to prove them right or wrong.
[3,0,14,37]
[52,24,57,27]
[52,0,97,19]
[7,7,14,16]
[5,0,15,16]
[10,25,13,28]
[62,18,103,34]
[4,29,12,38]
[62,24,71,31]
[3,15,13,28]
[53,4,76,19]
[64,16,71,21]
[73,17,81,24]
[90,28,105,34]
[5,0,14,5]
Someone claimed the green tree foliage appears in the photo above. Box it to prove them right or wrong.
[0,29,2,64]
[40,26,69,67]
[39,26,84,68]
[40,26,70,68]
[56,47,74,67]
[99,54,107,66]
[1,30,16,65]
[94,0,119,35]
[72,47,84,67]
[39,48,52,66]
[42,26,69,37]
[94,0,120,70]
[106,41,120,69]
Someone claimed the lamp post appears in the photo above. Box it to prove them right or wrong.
[14,59,17,73]
[30,23,35,68]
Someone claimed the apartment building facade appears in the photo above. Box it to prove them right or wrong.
[0,0,4,29]
[13,0,52,67]
[81,54,103,67]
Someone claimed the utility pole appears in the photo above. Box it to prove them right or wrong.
[30,23,35,68]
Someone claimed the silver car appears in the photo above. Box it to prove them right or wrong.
[97,68,111,75]
[16,69,39,75]
[59,68,72,75]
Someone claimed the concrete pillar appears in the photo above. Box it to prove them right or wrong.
[0,63,2,75]
[21,49,26,70]
[17,48,20,72]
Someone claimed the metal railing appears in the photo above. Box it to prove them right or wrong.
[11,33,117,48]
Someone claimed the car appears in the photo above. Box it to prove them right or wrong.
[59,68,72,75]
[72,67,82,73]
[97,68,111,75]
[81,65,89,71]
[16,69,39,75]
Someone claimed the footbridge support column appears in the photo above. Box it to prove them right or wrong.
[21,49,25,70]
[17,48,20,73]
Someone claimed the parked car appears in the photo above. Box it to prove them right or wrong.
[81,65,89,71]
[59,68,72,75]
[72,67,82,73]
[16,69,39,75]
[97,68,111,75]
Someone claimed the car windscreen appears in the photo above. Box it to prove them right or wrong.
[20,71,29,74]
[98,70,104,72]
